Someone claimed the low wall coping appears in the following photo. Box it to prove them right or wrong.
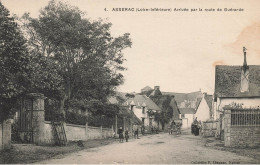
[44,121,51,124]
[66,123,86,128]
[44,121,112,130]
[102,128,112,131]
[44,121,86,128]
[88,126,101,129]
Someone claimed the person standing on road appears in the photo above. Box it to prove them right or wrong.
[171,120,176,134]
[118,127,124,143]
[141,124,145,135]
[168,125,171,134]
[125,129,129,142]
[192,117,199,136]
[133,124,139,139]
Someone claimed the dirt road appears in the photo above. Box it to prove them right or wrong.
[37,130,259,164]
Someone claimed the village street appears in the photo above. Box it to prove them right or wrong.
[37,130,258,164]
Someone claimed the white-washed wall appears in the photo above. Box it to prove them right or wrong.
[43,121,113,144]
[65,123,87,141]
[182,114,194,128]
[195,98,210,122]
[43,121,55,144]
[86,126,102,139]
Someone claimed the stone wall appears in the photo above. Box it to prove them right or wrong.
[0,119,12,151]
[230,126,260,147]
[224,108,260,147]
[202,121,218,137]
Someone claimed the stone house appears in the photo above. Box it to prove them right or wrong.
[214,49,260,119]
[125,94,162,130]
[108,93,142,134]
[214,48,260,147]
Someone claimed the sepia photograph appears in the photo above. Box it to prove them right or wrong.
[0,0,260,164]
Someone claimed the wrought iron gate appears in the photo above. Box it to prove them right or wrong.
[19,98,34,143]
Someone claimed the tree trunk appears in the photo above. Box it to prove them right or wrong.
[59,95,68,116]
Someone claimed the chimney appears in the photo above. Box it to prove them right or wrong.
[243,47,248,72]
[240,47,249,92]
[154,86,160,90]
[203,92,207,97]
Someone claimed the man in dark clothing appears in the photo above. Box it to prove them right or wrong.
[141,125,145,135]
[125,129,129,142]
[118,127,124,143]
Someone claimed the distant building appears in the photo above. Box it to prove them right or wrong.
[162,91,203,128]
[140,86,162,97]
[125,94,162,130]
[194,93,213,122]
[141,86,153,93]
[179,108,195,129]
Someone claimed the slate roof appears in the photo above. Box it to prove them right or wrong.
[149,88,162,96]
[179,108,196,114]
[125,94,162,111]
[162,91,203,109]
[214,65,260,99]
[150,95,181,114]
[141,86,153,92]
[108,93,142,125]
[204,94,213,110]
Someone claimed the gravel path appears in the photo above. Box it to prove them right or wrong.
[37,130,258,164]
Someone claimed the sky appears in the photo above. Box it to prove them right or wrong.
[2,0,260,94]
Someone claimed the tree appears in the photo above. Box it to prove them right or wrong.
[21,0,132,114]
[0,2,30,121]
[150,95,174,129]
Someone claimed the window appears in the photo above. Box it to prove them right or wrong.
[142,118,145,125]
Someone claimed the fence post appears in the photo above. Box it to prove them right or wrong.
[115,115,118,136]
[111,125,114,137]
[85,122,88,140]
[130,119,132,136]
[123,117,126,131]
[100,125,103,139]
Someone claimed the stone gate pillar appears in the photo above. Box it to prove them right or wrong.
[223,107,231,147]
[27,93,46,145]
[0,119,12,151]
